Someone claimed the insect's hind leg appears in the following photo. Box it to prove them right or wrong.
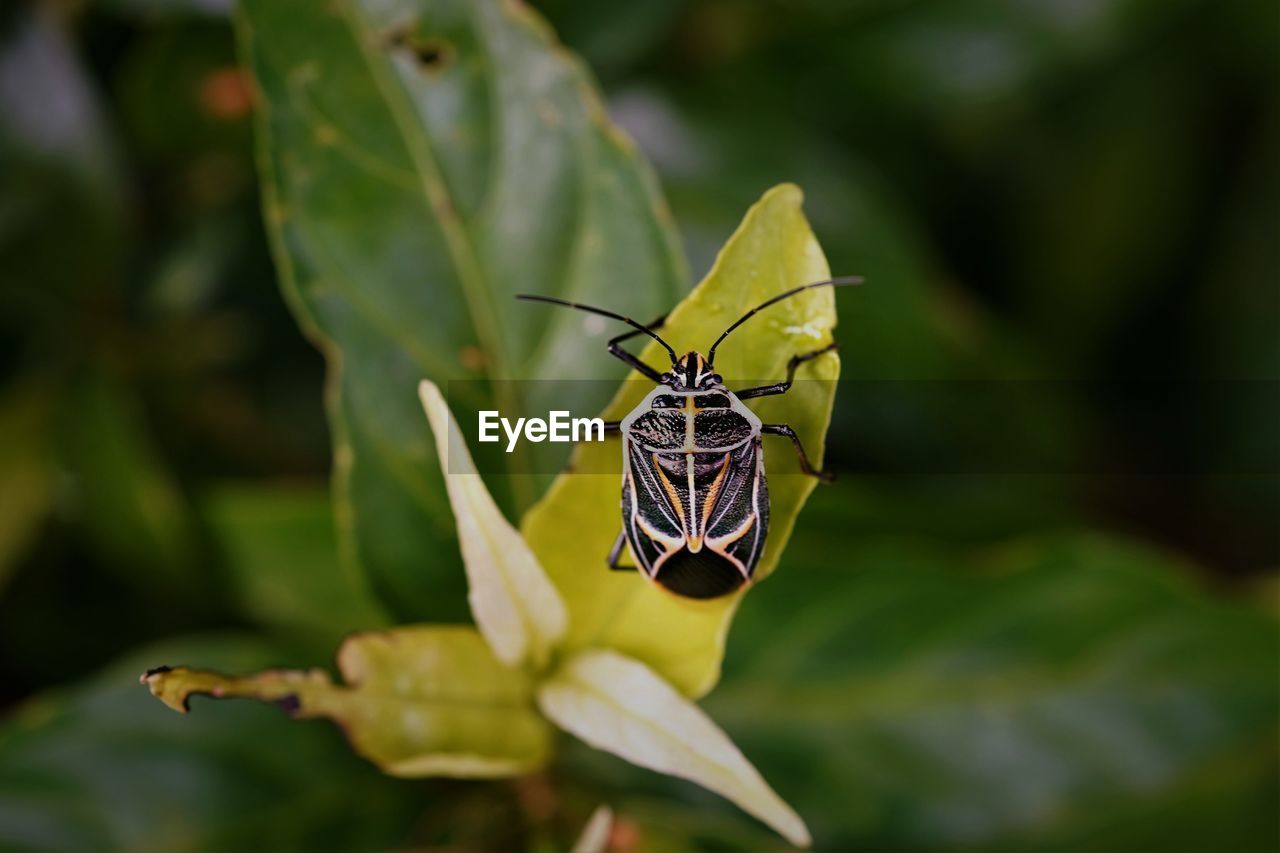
[734,342,838,400]
[606,530,636,571]
[761,423,835,482]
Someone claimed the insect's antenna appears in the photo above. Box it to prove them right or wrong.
[516,294,679,365]
[706,276,864,365]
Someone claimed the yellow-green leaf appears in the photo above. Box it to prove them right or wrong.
[522,184,840,697]
[141,626,552,778]
[538,649,810,847]
[419,380,567,669]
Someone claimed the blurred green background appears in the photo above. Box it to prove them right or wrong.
[0,0,1276,850]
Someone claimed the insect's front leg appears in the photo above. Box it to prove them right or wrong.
[607,313,670,383]
[734,342,839,400]
[761,423,835,482]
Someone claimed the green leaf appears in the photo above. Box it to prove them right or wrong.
[418,380,566,669]
[236,0,685,620]
[56,375,204,595]
[0,386,55,595]
[539,649,810,847]
[0,636,423,852]
[523,183,839,697]
[703,533,1280,851]
[143,625,553,778]
[206,483,389,649]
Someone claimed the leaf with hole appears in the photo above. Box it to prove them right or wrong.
[237,0,686,621]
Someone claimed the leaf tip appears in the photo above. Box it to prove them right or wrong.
[418,379,454,467]
[140,665,191,714]
[761,182,804,209]
[784,815,813,848]
[571,804,614,853]
[140,665,171,683]
[417,378,443,411]
[541,651,812,847]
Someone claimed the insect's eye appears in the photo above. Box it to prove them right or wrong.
[695,393,730,409]
[652,394,684,409]
[708,374,723,386]
[658,373,673,384]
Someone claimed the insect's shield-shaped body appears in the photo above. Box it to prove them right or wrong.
[620,355,769,599]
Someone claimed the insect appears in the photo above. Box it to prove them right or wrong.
[517,277,860,599]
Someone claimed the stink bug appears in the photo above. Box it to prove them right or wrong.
[517,277,860,600]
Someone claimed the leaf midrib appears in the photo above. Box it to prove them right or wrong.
[334,0,502,373]
[334,0,534,504]
[323,687,538,714]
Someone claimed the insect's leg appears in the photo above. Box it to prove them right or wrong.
[761,423,835,482]
[734,342,839,400]
[608,313,670,383]
[606,530,636,571]
[603,421,621,433]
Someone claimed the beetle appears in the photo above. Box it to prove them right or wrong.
[517,277,860,599]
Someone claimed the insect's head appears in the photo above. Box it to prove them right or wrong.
[660,352,722,390]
